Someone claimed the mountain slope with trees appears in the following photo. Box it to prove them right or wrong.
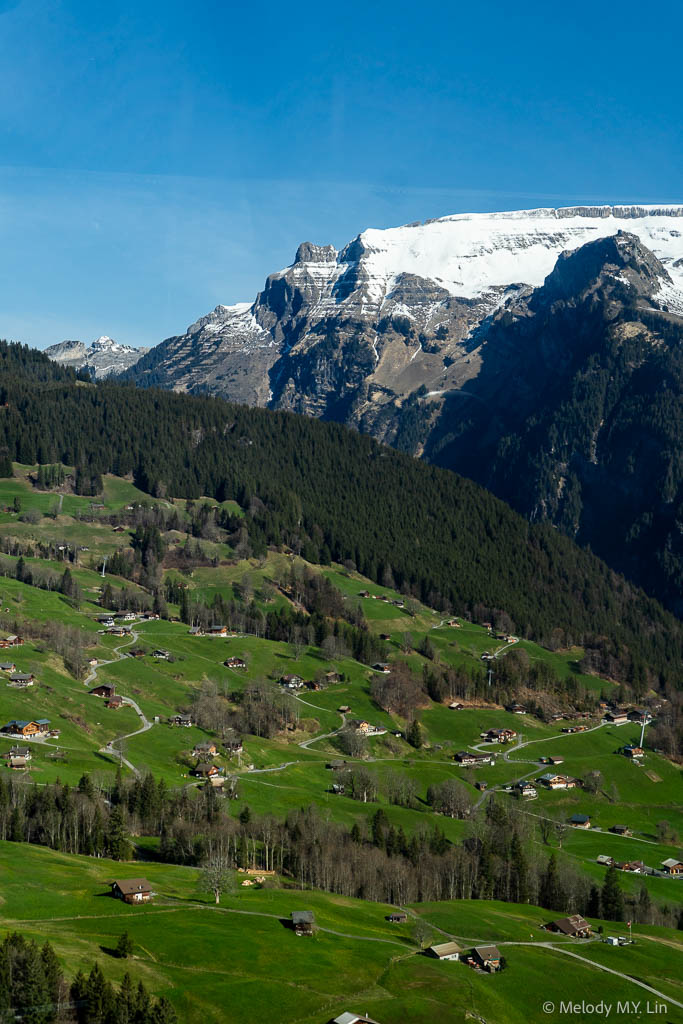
[0,337,680,689]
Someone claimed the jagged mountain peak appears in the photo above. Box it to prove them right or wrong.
[45,335,147,379]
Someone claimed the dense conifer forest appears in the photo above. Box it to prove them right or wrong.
[0,339,680,690]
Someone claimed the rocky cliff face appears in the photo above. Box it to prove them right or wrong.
[45,336,147,379]
[126,206,683,438]
[425,231,683,612]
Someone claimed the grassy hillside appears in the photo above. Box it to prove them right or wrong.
[1,842,681,1024]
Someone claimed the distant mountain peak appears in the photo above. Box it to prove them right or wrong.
[45,335,147,379]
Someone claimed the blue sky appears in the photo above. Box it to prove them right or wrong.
[0,0,680,350]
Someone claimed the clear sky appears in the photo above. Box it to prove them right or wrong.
[0,0,680,350]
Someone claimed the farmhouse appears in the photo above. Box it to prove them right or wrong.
[107,695,124,709]
[539,756,564,766]
[110,879,153,904]
[191,763,219,779]
[152,649,170,660]
[0,635,23,647]
[427,941,462,961]
[661,859,683,875]
[569,814,591,829]
[1,719,50,737]
[605,711,629,725]
[206,625,228,636]
[449,702,464,710]
[9,674,34,688]
[331,1013,381,1024]
[597,855,614,866]
[616,860,646,874]
[546,915,592,938]
[224,737,244,754]
[537,773,579,790]
[516,781,537,798]
[628,709,651,724]
[386,912,407,923]
[189,626,204,636]
[454,751,492,766]
[372,663,391,674]
[0,662,16,672]
[193,741,218,757]
[338,705,351,714]
[171,713,193,727]
[506,703,527,715]
[622,746,644,759]
[325,671,341,684]
[224,657,247,669]
[90,683,116,699]
[280,674,304,690]
[8,755,27,770]
[610,825,632,836]
[472,945,501,972]
[4,745,31,760]
[482,728,516,744]
[128,649,146,659]
[291,910,315,935]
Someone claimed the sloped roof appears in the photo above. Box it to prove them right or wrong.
[430,941,462,957]
[111,878,153,895]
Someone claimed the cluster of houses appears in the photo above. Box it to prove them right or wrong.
[596,854,683,877]
[278,671,342,692]
[426,942,502,972]
[2,664,35,689]
[600,704,652,727]
[1,744,32,770]
[357,591,405,610]
[89,682,124,709]
[188,625,240,637]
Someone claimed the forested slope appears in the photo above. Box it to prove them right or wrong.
[0,339,680,689]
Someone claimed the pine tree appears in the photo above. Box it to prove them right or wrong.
[106,806,129,861]
[115,932,134,959]
[406,717,422,749]
[601,865,625,922]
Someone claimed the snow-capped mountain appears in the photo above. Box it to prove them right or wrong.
[127,205,683,413]
[46,336,148,379]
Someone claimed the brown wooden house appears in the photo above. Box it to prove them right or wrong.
[109,878,154,904]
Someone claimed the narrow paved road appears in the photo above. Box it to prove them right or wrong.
[89,625,154,777]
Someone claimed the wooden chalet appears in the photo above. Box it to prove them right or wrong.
[481,728,517,744]
[449,702,464,710]
[516,781,537,798]
[0,662,16,672]
[5,745,31,760]
[9,673,34,688]
[128,648,146,659]
[622,745,644,759]
[189,626,205,636]
[661,858,683,875]
[191,763,219,778]
[224,737,243,754]
[546,915,592,938]
[472,945,501,971]
[386,912,407,923]
[325,670,341,684]
[224,657,247,669]
[616,860,646,874]
[605,710,629,725]
[569,814,591,829]
[1,719,50,737]
[206,625,228,636]
[609,825,632,836]
[107,695,124,709]
[110,878,153,904]
[427,941,461,961]
[280,674,304,689]
[152,649,170,660]
[90,683,116,699]
[338,705,351,714]
[540,755,564,765]
[506,703,527,715]
[291,910,315,935]
[193,741,218,757]
[537,773,579,790]
[0,635,24,648]
[454,751,491,766]
[171,713,193,727]
[371,663,391,674]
